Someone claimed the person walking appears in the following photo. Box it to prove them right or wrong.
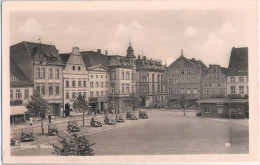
[29,117,33,126]
[48,115,52,123]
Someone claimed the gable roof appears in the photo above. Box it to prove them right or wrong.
[227,47,248,76]
[59,53,71,64]
[189,59,207,69]
[81,51,109,68]
[168,55,196,68]
[10,57,33,87]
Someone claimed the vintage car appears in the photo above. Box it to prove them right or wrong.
[48,124,58,136]
[139,111,148,119]
[104,116,116,125]
[115,114,124,122]
[21,128,34,142]
[67,120,80,132]
[90,117,102,127]
[126,112,138,120]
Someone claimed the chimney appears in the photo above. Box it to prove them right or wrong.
[97,49,101,55]
[105,50,108,56]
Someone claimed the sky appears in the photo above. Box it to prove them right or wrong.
[10,8,253,68]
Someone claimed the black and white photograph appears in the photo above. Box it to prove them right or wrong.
[2,0,259,163]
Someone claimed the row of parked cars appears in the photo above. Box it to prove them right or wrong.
[11,111,149,146]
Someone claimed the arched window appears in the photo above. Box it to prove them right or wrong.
[36,68,40,78]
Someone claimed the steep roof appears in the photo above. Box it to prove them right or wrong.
[189,59,207,69]
[227,47,248,76]
[81,51,109,68]
[10,57,33,87]
[59,53,70,64]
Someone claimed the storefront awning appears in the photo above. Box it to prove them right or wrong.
[197,98,248,104]
[10,106,28,115]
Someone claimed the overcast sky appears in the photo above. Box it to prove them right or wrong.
[10,8,252,68]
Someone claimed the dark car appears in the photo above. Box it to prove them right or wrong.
[104,116,116,125]
[139,111,148,119]
[67,120,80,132]
[90,117,102,127]
[48,124,58,136]
[115,114,124,122]
[21,128,34,142]
[126,112,138,120]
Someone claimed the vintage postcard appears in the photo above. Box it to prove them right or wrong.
[2,0,259,163]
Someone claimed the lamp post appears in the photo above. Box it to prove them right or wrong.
[228,96,232,144]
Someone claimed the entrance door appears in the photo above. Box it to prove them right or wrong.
[101,102,104,111]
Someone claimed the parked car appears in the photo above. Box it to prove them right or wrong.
[90,117,102,127]
[139,111,148,119]
[104,116,116,125]
[115,114,124,122]
[48,124,58,136]
[67,120,80,132]
[126,112,138,120]
[21,128,34,142]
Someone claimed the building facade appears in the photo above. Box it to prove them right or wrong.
[165,50,207,108]
[60,46,88,116]
[10,41,64,117]
[108,43,136,113]
[135,55,165,108]
[201,65,227,99]
[226,47,249,99]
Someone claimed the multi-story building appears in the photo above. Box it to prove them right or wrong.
[108,42,136,113]
[201,65,227,99]
[10,41,64,117]
[165,50,207,108]
[10,58,34,124]
[59,46,88,116]
[81,49,110,112]
[226,47,248,98]
[135,55,165,108]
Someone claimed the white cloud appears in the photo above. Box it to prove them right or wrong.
[218,22,236,37]
[18,18,43,37]
[115,21,143,36]
[65,25,84,34]
[184,26,198,38]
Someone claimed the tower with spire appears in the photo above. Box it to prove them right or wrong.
[126,40,136,59]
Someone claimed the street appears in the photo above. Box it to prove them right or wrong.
[11,109,249,156]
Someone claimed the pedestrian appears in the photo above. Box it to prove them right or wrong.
[48,114,52,123]
[29,117,33,126]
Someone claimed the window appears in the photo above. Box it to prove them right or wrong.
[157,74,160,82]
[83,81,86,87]
[48,69,53,79]
[205,83,207,87]
[105,82,108,88]
[41,85,45,96]
[220,90,223,95]
[96,75,98,78]
[239,86,244,94]
[161,75,163,82]
[126,72,130,80]
[49,85,53,96]
[91,75,93,78]
[16,89,21,98]
[187,88,191,94]
[187,69,191,74]
[56,85,59,96]
[111,71,116,80]
[101,75,103,78]
[78,81,81,87]
[205,90,208,96]
[231,77,235,82]
[121,71,124,80]
[212,90,215,96]
[90,82,93,88]
[72,92,75,98]
[231,86,236,94]
[36,86,40,94]
[10,89,13,98]
[181,70,185,74]
[101,91,104,97]
[174,70,178,75]
[36,68,40,78]
[181,88,185,94]
[72,81,76,87]
[96,82,99,88]
[101,82,104,88]
[193,78,197,83]
[168,88,172,94]
[193,88,197,94]
[55,69,59,79]
[158,84,160,93]
[152,84,155,93]
[218,83,220,87]
[106,75,108,79]
[65,92,69,99]
[24,89,29,99]
[66,81,69,87]
[78,67,81,71]
[105,91,108,96]
[152,74,155,82]
[96,91,99,97]
[181,78,184,84]
[246,86,249,94]
[174,79,178,84]
[111,86,115,94]
[122,84,125,94]
[90,91,94,97]
[187,78,190,83]
[239,77,244,82]
[42,68,45,79]
[168,79,172,84]
[126,87,130,94]
[72,66,75,71]
[204,107,210,113]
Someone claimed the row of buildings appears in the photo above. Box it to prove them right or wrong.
[10,41,248,123]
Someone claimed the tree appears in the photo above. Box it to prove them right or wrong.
[72,95,88,127]
[52,133,95,156]
[26,90,49,135]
